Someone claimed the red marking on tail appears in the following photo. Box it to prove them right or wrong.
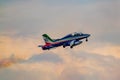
[45,42,52,46]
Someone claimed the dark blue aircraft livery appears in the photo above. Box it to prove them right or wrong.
[38,32,90,50]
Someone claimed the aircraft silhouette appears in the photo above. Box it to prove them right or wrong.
[38,32,90,50]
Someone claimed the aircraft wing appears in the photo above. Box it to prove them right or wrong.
[69,40,82,48]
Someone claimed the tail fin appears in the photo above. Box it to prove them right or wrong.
[42,34,54,44]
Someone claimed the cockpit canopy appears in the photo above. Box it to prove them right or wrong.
[62,34,73,39]
[62,32,83,39]
[72,32,83,36]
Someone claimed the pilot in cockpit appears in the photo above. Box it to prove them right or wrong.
[72,32,83,36]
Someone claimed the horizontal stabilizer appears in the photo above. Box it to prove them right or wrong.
[38,45,43,47]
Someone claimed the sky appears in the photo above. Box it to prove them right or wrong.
[0,0,120,80]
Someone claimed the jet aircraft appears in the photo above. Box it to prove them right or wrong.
[38,32,90,50]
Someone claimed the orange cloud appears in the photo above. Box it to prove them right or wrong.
[0,33,120,80]
[89,44,120,58]
[0,35,44,68]
[0,59,13,68]
[0,54,23,68]
[0,35,42,59]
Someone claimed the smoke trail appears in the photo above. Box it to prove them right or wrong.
[0,54,23,68]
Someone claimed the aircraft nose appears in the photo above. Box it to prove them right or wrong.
[87,34,90,37]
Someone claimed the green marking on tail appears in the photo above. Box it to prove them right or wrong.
[42,34,54,43]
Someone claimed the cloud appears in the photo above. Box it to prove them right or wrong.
[0,0,120,80]
[1,0,120,41]
[0,63,59,80]
[0,50,120,80]
[84,43,120,59]
[0,54,23,68]
[0,35,42,59]
[58,50,120,80]
[60,66,102,80]
[26,52,63,63]
[0,34,119,80]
